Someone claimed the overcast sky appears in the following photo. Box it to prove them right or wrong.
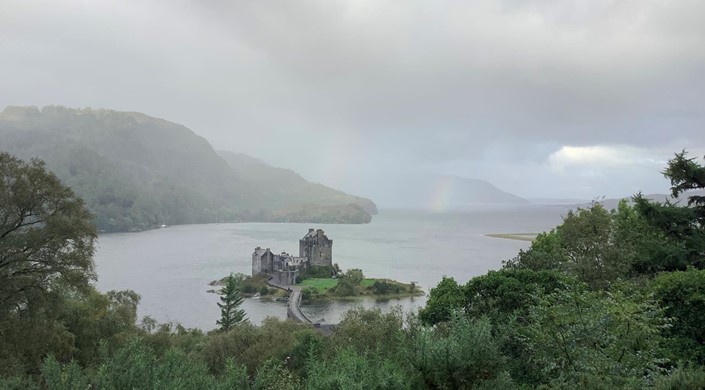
[1,0,704,201]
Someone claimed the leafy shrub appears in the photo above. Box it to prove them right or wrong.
[301,287,318,301]
[406,316,510,389]
[373,280,391,295]
[41,356,89,390]
[307,348,411,389]
[655,365,705,390]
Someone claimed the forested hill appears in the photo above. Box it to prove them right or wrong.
[0,106,377,232]
[218,151,377,214]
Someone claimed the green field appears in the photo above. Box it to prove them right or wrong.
[361,278,381,287]
[298,277,386,293]
[298,278,338,293]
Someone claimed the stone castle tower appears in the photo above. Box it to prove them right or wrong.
[299,228,333,267]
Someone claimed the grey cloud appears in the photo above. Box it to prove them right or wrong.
[0,0,703,199]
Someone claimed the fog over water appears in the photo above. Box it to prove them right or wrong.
[94,206,570,330]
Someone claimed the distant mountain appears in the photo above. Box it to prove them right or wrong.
[529,198,591,205]
[362,174,528,209]
[0,106,377,232]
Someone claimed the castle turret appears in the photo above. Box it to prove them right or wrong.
[299,228,333,267]
[252,247,274,276]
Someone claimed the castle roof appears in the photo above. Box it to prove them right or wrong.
[253,247,271,257]
[303,228,329,240]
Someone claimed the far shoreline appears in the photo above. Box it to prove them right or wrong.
[486,233,538,242]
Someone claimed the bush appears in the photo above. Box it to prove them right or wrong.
[335,279,355,296]
[655,365,705,390]
[406,316,510,389]
[651,268,705,364]
[41,356,89,390]
[259,286,269,296]
[301,287,317,301]
[306,348,411,389]
[372,281,391,295]
[0,376,38,390]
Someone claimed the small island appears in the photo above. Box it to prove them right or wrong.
[252,228,422,299]
[211,228,422,303]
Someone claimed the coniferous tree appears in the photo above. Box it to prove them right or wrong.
[634,151,705,270]
[216,274,247,331]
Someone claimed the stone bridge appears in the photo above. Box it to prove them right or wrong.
[266,277,312,324]
[267,277,337,335]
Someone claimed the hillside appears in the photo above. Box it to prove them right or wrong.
[218,151,377,215]
[0,106,376,231]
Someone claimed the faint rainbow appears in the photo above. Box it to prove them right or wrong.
[428,175,455,212]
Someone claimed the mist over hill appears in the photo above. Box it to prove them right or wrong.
[0,106,377,232]
[357,174,528,209]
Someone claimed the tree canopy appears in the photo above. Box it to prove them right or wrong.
[0,152,96,312]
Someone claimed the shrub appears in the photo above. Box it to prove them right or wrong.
[373,281,391,295]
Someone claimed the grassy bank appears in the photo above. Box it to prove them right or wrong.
[299,277,423,301]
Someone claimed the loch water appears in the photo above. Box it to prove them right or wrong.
[93,205,573,330]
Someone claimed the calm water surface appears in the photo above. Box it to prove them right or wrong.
[93,206,571,330]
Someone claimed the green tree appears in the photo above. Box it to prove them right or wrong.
[0,152,96,311]
[332,307,405,357]
[506,201,658,289]
[663,151,705,219]
[342,268,364,285]
[519,285,668,388]
[334,268,364,297]
[557,202,632,289]
[406,316,512,389]
[418,276,464,325]
[216,274,247,331]
[504,229,564,272]
[651,268,705,364]
[632,151,705,271]
[463,269,568,324]
[0,153,99,375]
[372,280,391,295]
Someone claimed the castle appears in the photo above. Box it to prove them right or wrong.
[252,228,333,285]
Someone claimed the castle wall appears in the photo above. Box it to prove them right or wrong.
[272,270,299,285]
[310,244,332,267]
[252,254,261,276]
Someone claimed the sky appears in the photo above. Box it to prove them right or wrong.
[1,0,704,202]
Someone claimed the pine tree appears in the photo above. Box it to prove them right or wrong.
[216,274,247,331]
[634,151,705,270]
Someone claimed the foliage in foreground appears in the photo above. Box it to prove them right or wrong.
[3,151,705,388]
